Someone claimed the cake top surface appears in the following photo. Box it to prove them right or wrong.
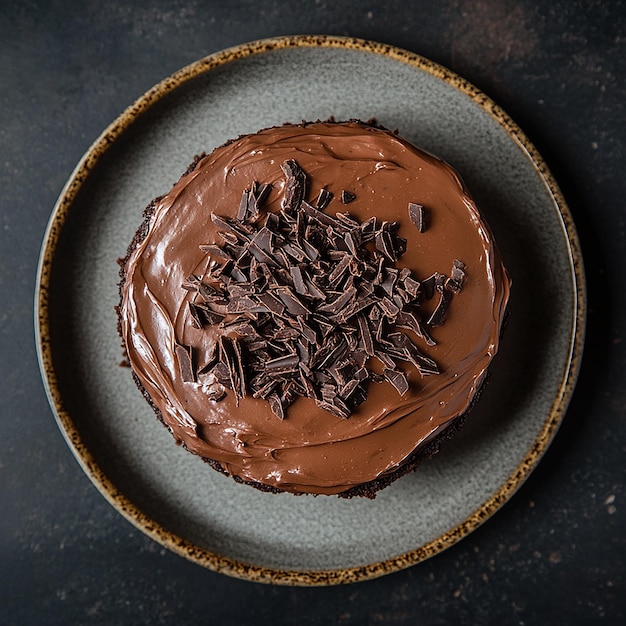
[119,121,510,495]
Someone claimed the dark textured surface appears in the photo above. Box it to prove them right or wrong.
[1,0,624,623]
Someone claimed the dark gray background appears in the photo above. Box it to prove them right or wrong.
[1,1,624,624]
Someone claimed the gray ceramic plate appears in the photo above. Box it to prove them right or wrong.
[36,36,585,585]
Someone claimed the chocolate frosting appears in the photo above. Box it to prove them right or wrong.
[119,122,511,495]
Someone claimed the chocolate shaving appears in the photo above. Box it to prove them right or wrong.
[250,182,272,219]
[290,265,307,295]
[268,394,285,419]
[281,160,306,212]
[198,244,233,261]
[315,398,350,419]
[301,200,341,229]
[211,213,251,242]
[396,309,436,346]
[448,259,466,293]
[188,302,205,329]
[316,188,333,210]
[341,190,356,204]
[403,275,421,299]
[304,277,325,300]
[379,297,400,320]
[421,273,439,301]
[301,239,319,261]
[357,314,375,356]
[318,287,356,315]
[198,343,220,375]
[276,286,310,316]
[387,332,439,375]
[408,202,427,232]
[266,354,300,374]
[375,229,397,262]
[237,189,251,222]
[383,368,410,396]
[297,318,317,344]
[219,336,245,402]
[180,159,465,419]
[206,387,226,402]
[175,343,195,383]
[427,281,453,327]
[336,212,360,229]
[213,362,231,385]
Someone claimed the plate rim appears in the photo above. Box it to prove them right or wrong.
[35,34,586,586]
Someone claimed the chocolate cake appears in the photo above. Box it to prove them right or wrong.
[117,120,511,497]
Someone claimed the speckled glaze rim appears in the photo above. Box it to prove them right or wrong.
[35,35,586,586]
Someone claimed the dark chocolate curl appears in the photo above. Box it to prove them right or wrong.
[408,202,427,232]
[175,343,195,383]
[281,160,306,212]
[383,368,410,396]
[341,190,356,204]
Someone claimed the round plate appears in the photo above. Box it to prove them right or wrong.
[36,35,585,585]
